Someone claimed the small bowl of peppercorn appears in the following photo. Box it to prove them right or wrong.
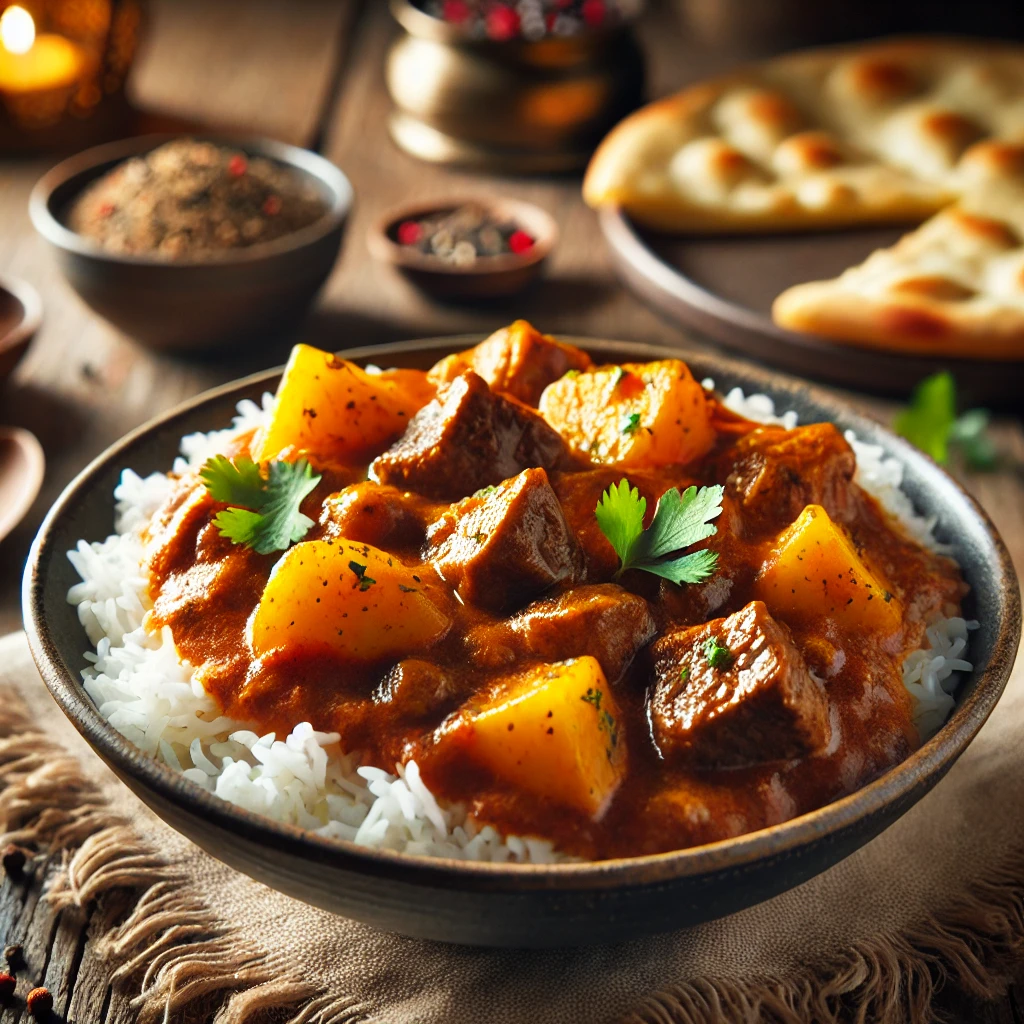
[29,135,353,354]
[368,196,557,300]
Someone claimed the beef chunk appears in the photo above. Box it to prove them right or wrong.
[464,584,656,681]
[370,371,573,500]
[649,601,830,768]
[372,659,459,722]
[724,423,855,535]
[428,320,592,406]
[425,467,582,613]
[318,482,428,549]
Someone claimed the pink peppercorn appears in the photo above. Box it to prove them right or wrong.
[441,0,470,22]
[581,0,606,27]
[227,154,248,177]
[262,194,282,216]
[508,230,534,255]
[485,4,520,40]
[397,220,422,246]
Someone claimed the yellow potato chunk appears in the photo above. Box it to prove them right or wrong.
[756,504,902,636]
[253,344,434,464]
[456,656,625,818]
[537,359,714,467]
[251,539,450,661]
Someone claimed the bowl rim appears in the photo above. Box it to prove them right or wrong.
[28,134,354,270]
[23,334,1021,893]
[0,274,43,360]
[367,196,557,277]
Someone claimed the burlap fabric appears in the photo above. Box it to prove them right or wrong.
[1,628,1022,1024]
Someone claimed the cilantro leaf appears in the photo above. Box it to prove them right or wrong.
[639,547,720,586]
[949,408,997,470]
[212,507,266,549]
[894,372,996,470]
[893,372,955,464]
[704,636,733,669]
[200,455,266,509]
[594,479,646,568]
[633,484,723,563]
[594,479,723,587]
[621,412,641,435]
[201,455,321,555]
[251,459,320,553]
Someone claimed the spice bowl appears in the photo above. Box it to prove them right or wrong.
[0,275,42,387]
[368,197,557,300]
[29,135,353,355]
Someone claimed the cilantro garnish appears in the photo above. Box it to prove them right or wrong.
[201,455,320,555]
[621,412,641,436]
[894,372,996,470]
[705,637,732,669]
[348,560,376,591]
[594,479,723,585]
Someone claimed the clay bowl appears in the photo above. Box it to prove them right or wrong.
[23,336,1020,948]
[29,135,352,354]
[368,197,557,300]
[0,427,45,544]
[0,275,42,386]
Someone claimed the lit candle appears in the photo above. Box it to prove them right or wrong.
[0,6,86,94]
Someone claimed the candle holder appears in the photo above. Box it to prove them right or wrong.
[0,0,143,154]
[386,0,646,173]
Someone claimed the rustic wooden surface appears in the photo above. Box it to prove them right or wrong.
[0,1,1022,1020]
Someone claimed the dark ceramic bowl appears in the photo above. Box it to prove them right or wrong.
[28,135,352,354]
[23,336,1020,948]
[0,275,42,386]
[368,197,557,300]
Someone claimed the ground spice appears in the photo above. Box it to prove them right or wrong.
[69,139,328,261]
[396,204,535,266]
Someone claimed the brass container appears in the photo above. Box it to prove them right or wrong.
[386,0,645,172]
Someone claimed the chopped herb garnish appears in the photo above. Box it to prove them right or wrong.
[679,666,690,683]
[473,484,497,498]
[202,455,320,555]
[621,412,641,436]
[563,368,581,379]
[348,560,376,591]
[594,479,723,586]
[704,637,732,669]
[894,371,996,470]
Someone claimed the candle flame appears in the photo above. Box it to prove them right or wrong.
[1,6,35,56]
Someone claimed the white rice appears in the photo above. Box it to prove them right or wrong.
[67,383,975,862]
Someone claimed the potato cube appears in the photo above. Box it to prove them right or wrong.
[453,656,625,818]
[756,504,902,636]
[538,359,714,467]
[254,344,434,464]
[251,539,450,661]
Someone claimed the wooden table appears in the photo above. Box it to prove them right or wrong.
[0,2,1021,1020]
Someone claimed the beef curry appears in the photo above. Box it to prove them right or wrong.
[142,321,966,860]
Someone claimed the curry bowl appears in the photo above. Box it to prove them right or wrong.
[23,336,1020,947]
[29,135,352,354]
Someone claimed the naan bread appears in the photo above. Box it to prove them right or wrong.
[583,38,1024,234]
[772,188,1024,359]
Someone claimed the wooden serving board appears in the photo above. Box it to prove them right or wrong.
[600,206,1024,406]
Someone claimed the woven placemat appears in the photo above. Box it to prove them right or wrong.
[1,628,1022,1024]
